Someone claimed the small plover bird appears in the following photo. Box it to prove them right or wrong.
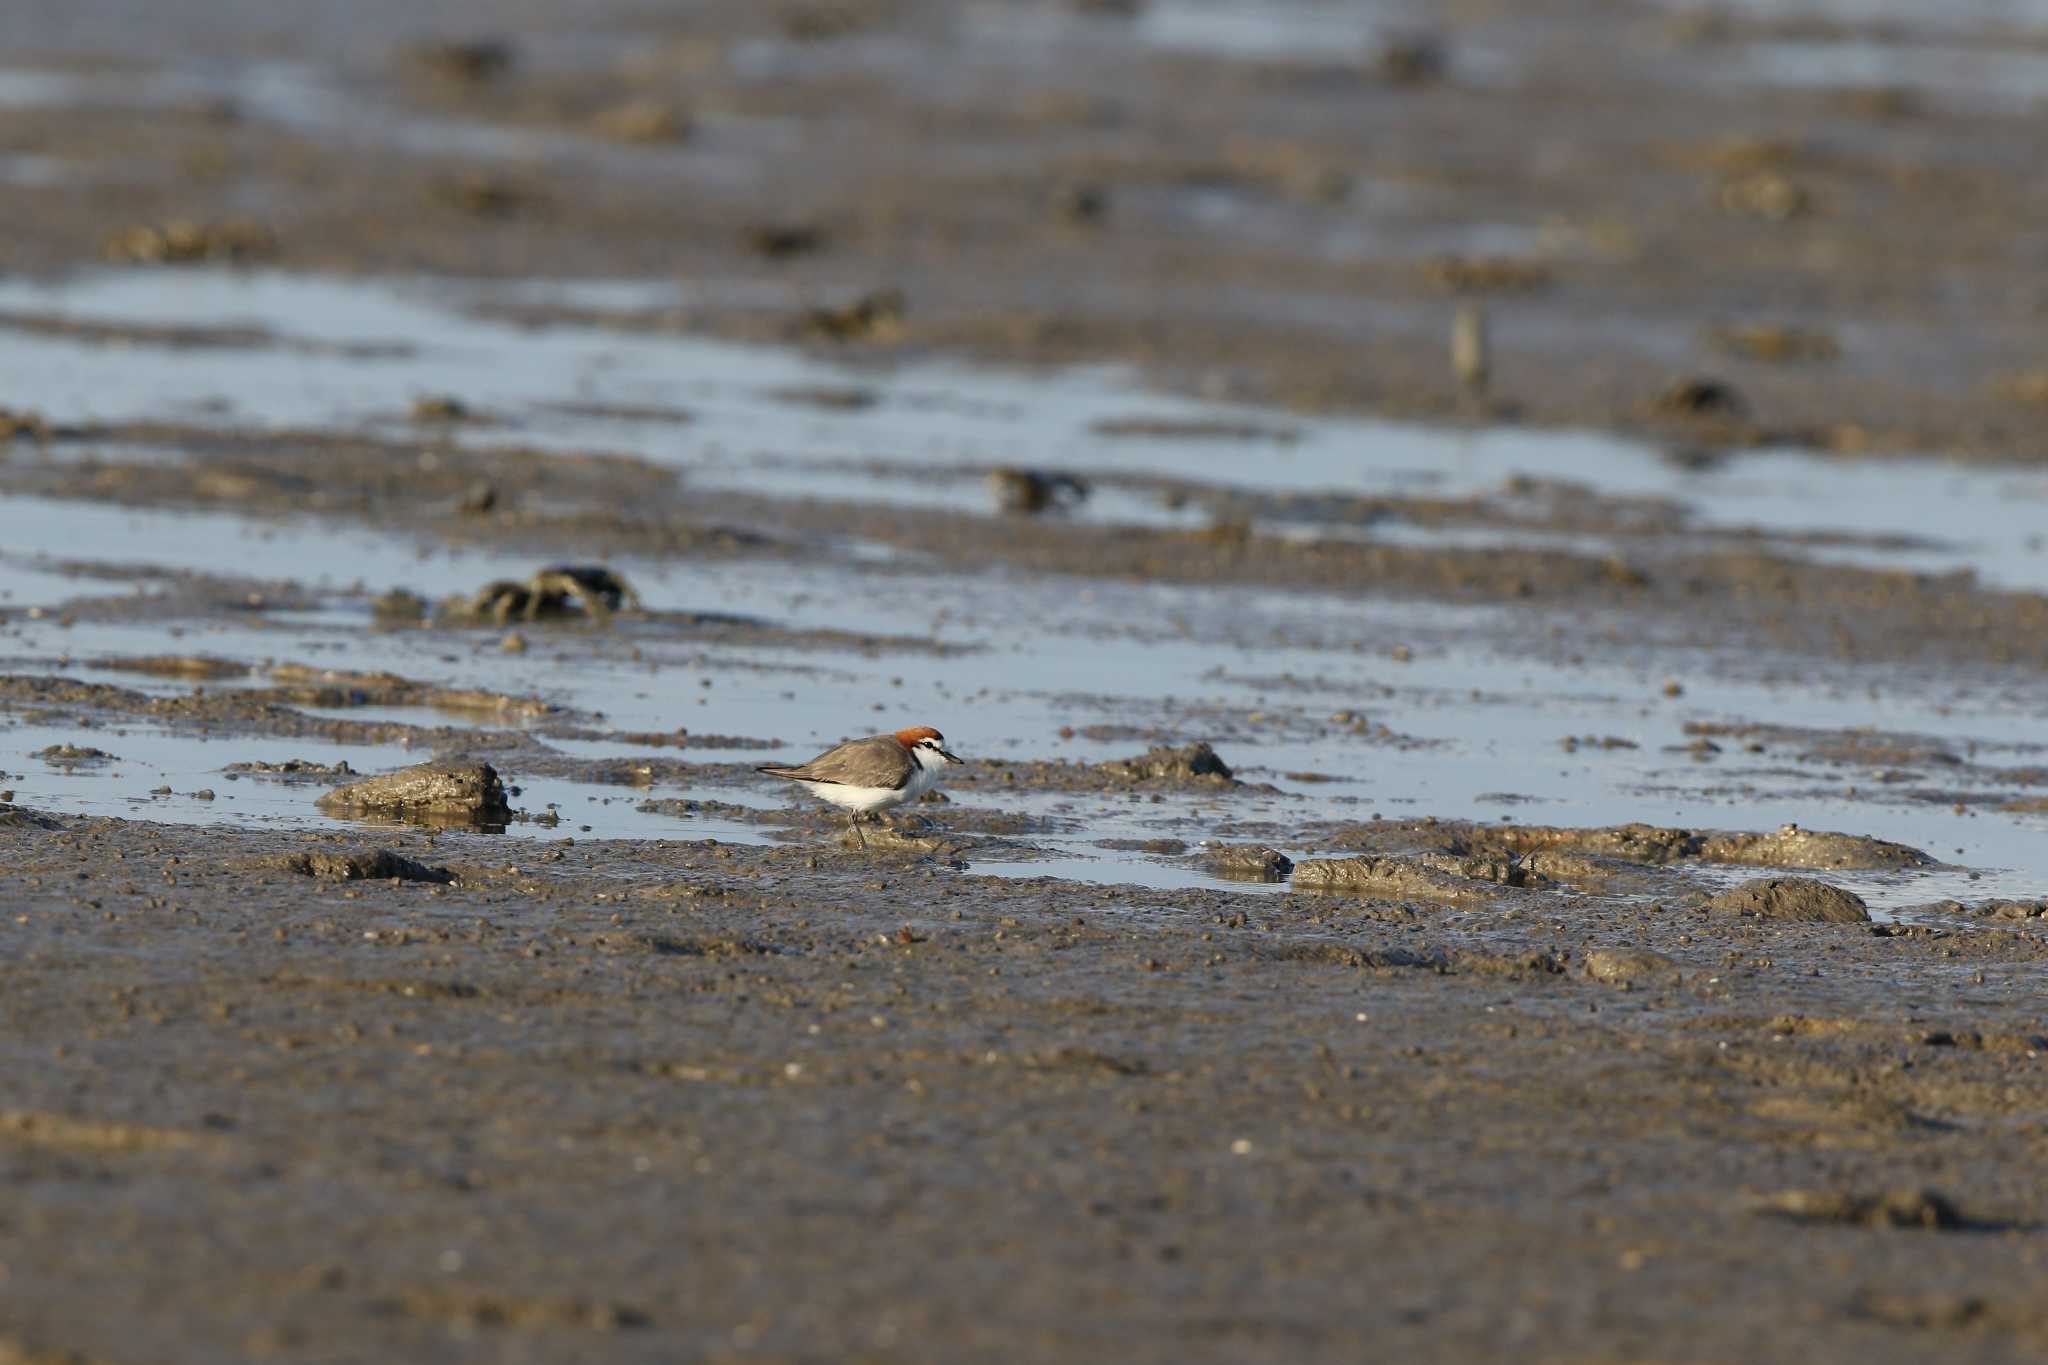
[757,726,963,847]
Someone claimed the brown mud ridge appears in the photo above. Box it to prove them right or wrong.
[3,807,2047,1363]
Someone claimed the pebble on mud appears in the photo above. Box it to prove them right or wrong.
[1706,876,1869,924]
[315,760,512,823]
[276,849,454,884]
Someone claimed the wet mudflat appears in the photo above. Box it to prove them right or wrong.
[7,2,2048,1361]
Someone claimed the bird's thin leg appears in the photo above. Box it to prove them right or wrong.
[849,811,867,849]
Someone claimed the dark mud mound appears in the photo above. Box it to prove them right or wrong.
[35,744,115,766]
[1401,820,1927,872]
[955,742,1246,796]
[1581,948,1682,985]
[1096,741,1235,784]
[1293,851,1546,904]
[1707,876,1870,924]
[1199,844,1291,882]
[0,803,60,830]
[274,849,454,883]
[316,760,511,825]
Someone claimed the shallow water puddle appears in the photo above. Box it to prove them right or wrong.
[0,717,417,829]
[5,270,2048,904]
[1,270,2042,589]
[6,506,2048,904]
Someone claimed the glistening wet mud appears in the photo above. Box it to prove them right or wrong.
[9,3,2048,1360]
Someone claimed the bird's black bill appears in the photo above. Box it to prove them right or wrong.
[939,747,963,764]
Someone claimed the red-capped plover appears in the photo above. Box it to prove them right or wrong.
[757,726,962,847]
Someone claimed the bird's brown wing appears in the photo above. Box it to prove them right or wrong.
[756,734,912,789]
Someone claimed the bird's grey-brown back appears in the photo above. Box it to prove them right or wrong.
[758,734,914,789]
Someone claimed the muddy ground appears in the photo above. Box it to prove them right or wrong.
[7,0,2048,459]
[7,1,2048,1362]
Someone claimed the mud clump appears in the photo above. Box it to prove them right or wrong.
[1516,850,1656,894]
[800,289,906,344]
[226,759,358,781]
[316,760,511,824]
[1582,947,1681,986]
[589,98,690,144]
[1699,825,1929,871]
[276,849,454,884]
[1707,876,1869,924]
[1480,821,1926,871]
[1199,844,1292,882]
[1753,1188,1963,1230]
[1293,854,1507,904]
[1096,742,1235,785]
[401,37,516,85]
[1706,322,1840,364]
[442,567,642,625]
[1101,837,1186,854]
[987,467,1089,515]
[268,664,557,718]
[95,655,252,681]
[745,223,828,259]
[0,803,59,829]
[35,744,114,765]
[104,220,276,265]
[1422,255,1551,294]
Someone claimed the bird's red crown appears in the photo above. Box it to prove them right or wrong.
[894,725,944,748]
